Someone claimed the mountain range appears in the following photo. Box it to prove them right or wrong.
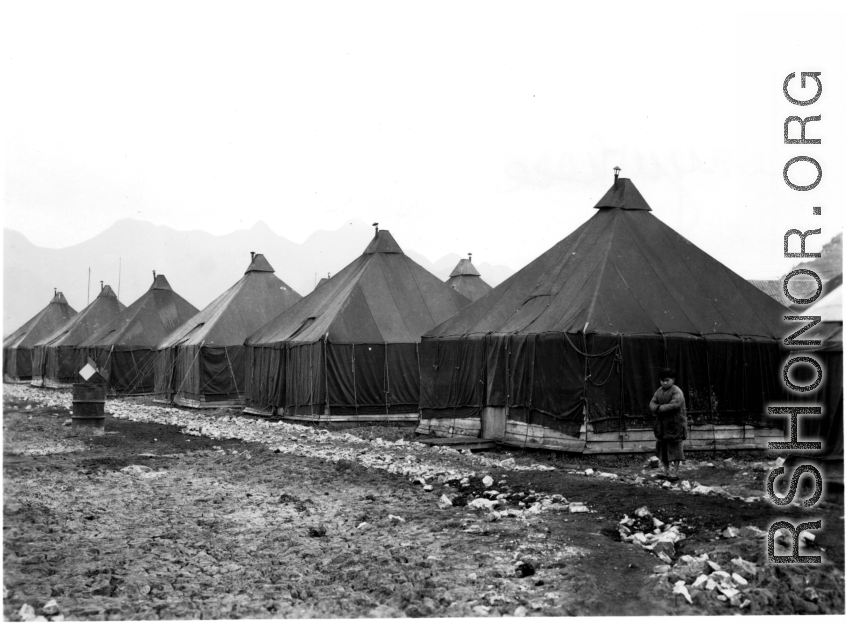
[3,219,513,334]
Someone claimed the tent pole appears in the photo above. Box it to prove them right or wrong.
[324,338,330,416]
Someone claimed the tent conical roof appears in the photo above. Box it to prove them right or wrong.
[593,177,652,210]
[82,275,198,349]
[4,291,77,349]
[449,258,481,277]
[245,253,275,274]
[428,179,789,339]
[446,257,492,303]
[248,231,469,346]
[37,285,126,348]
[158,256,302,348]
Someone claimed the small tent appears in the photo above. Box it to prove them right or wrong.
[153,254,302,408]
[78,274,198,395]
[244,229,469,419]
[4,291,77,383]
[446,256,492,303]
[31,285,125,388]
[419,176,792,453]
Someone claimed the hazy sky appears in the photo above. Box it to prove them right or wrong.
[3,0,845,280]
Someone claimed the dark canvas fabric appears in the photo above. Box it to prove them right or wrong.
[78,275,198,395]
[420,178,792,439]
[245,230,469,415]
[4,292,77,381]
[31,286,125,386]
[153,255,302,404]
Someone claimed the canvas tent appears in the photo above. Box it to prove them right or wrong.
[4,291,77,383]
[153,254,302,408]
[31,285,125,388]
[78,274,198,395]
[795,280,843,461]
[446,257,492,303]
[418,176,791,453]
[244,229,470,420]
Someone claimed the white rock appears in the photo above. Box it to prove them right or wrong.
[356,522,370,530]
[468,498,497,511]
[731,573,748,586]
[673,581,693,604]
[634,506,651,518]
[722,526,739,538]
[423,485,433,492]
[597,472,619,479]
[42,600,59,616]
[388,514,406,523]
[482,475,494,487]
[568,502,589,514]
[19,605,36,621]
[692,574,709,588]
[513,606,528,617]
[653,518,664,528]
[121,465,153,474]
[584,468,595,476]
[800,529,816,545]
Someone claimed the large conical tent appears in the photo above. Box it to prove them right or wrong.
[31,285,126,388]
[4,291,77,383]
[419,176,792,453]
[244,229,470,419]
[446,257,492,302]
[78,274,198,395]
[153,254,303,408]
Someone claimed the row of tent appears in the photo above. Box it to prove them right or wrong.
[4,241,493,404]
[4,176,842,456]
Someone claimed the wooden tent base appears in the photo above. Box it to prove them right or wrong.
[417,412,785,454]
[281,412,420,423]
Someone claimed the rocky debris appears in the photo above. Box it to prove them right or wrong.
[803,587,819,603]
[482,475,494,487]
[513,605,528,617]
[515,560,537,577]
[619,508,686,562]
[387,515,406,524]
[438,494,454,509]
[584,468,595,476]
[673,580,693,604]
[568,502,589,514]
[597,472,619,480]
[647,456,660,468]
[468,498,498,511]
[730,557,758,578]
[41,601,59,616]
[721,526,739,539]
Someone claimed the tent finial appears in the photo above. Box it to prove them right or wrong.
[614,166,621,182]
[100,281,103,291]
[468,252,472,262]
[250,251,255,261]
[373,222,379,235]
[153,270,156,279]
[54,287,57,295]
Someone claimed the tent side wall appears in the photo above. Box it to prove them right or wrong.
[244,345,287,416]
[4,347,32,382]
[91,347,157,396]
[163,345,247,408]
[418,332,788,452]
[43,345,80,387]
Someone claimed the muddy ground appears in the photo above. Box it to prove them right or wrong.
[3,385,845,619]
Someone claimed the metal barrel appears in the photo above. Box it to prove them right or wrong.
[71,383,106,433]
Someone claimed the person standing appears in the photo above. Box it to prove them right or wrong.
[649,368,688,481]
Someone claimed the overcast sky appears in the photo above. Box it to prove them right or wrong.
[3,0,845,281]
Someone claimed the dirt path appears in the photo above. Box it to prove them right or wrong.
[3,386,844,619]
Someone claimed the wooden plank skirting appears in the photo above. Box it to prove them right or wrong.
[418,413,785,454]
[242,405,277,417]
[416,416,482,439]
[173,395,245,410]
[281,412,420,423]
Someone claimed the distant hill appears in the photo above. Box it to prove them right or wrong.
[3,219,513,335]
